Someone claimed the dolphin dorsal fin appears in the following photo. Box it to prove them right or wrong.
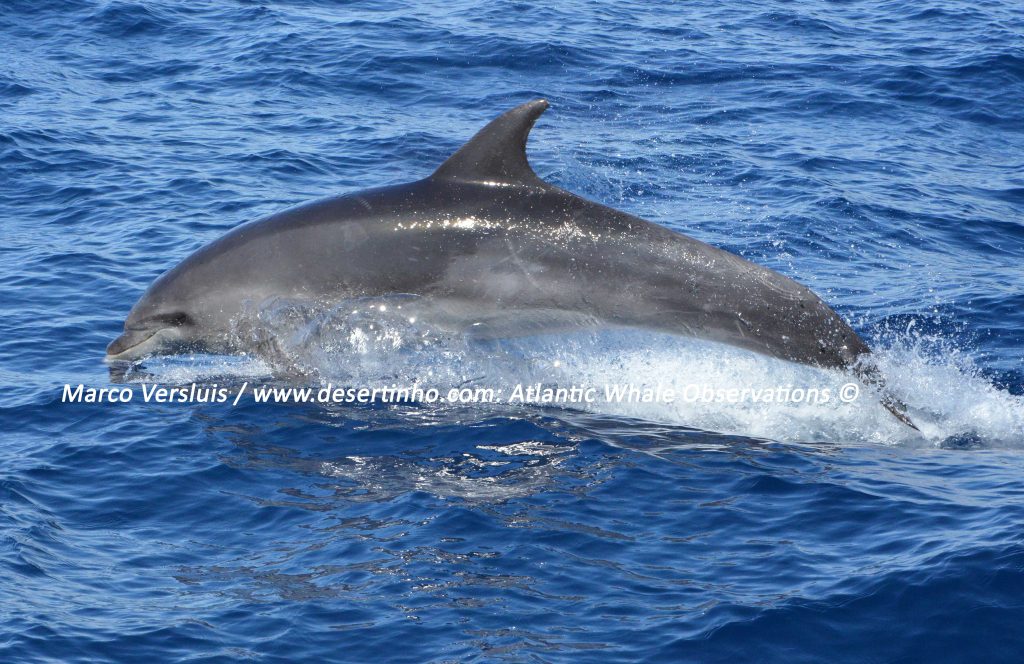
[431,99,548,186]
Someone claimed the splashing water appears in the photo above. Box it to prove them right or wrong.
[122,298,1024,448]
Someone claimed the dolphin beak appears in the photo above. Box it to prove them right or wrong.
[105,327,164,361]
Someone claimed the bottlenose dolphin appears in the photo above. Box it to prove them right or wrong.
[107,99,915,427]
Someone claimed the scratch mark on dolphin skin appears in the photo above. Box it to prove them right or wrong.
[341,223,369,246]
[354,196,373,212]
[504,237,544,292]
[734,316,751,339]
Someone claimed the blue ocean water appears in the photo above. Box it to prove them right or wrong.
[2,0,1024,660]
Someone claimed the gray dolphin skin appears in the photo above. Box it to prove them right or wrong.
[108,99,915,428]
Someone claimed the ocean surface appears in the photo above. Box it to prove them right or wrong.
[2,1,1024,661]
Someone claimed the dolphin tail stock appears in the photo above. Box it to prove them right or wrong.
[854,361,918,430]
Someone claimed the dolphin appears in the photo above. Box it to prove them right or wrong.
[107,99,915,428]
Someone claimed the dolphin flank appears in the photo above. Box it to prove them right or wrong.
[107,99,916,429]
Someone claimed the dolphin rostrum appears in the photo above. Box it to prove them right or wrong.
[107,99,915,428]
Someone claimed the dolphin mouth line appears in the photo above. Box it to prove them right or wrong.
[105,327,168,362]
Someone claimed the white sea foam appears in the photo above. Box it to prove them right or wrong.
[128,298,1024,448]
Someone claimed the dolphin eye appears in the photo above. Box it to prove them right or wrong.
[151,312,193,327]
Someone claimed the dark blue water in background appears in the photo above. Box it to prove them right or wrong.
[2,1,1024,661]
